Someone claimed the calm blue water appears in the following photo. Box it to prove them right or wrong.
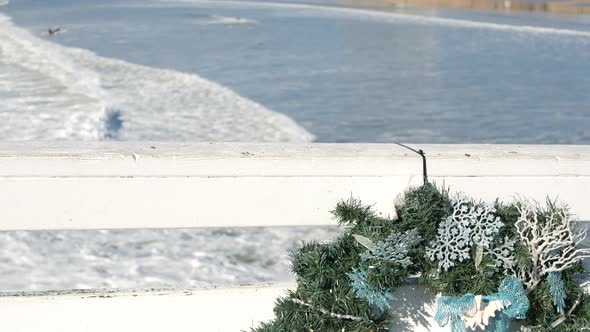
[2,0,590,143]
[1,0,590,291]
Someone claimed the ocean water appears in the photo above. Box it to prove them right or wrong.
[1,0,590,291]
[3,0,590,143]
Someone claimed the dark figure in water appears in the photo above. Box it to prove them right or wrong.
[47,27,61,35]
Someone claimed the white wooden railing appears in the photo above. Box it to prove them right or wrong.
[0,143,588,331]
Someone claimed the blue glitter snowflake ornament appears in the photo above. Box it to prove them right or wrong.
[347,268,395,311]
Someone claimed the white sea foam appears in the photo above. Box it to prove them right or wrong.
[0,13,312,141]
[163,0,590,38]
[191,14,257,24]
[0,226,340,291]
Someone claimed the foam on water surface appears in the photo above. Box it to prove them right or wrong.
[0,227,340,291]
[190,14,257,24]
[162,0,590,38]
[0,13,312,142]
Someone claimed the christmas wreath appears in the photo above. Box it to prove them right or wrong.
[251,182,590,331]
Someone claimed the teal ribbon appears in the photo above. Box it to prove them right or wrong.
[434,293,476,332]
[434,276,529,332]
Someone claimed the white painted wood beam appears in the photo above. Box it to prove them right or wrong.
[0,143,586,231]
[0,283,289,332]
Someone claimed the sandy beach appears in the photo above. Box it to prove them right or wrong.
[347,0,590,14]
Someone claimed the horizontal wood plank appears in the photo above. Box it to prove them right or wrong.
[0,283,289,332]
[0,281,532,331]
[0,143,587,230]
[0,283,445,332]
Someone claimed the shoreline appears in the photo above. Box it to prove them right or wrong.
[346,0,590,14]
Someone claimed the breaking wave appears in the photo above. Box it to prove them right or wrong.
[190,14,257,24]
[0,12,312,141]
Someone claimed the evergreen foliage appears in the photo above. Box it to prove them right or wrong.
[251,184,590,331]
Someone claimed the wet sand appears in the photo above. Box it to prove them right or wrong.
[346,0,590,14]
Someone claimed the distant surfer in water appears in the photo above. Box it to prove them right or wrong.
[47,27,61,35]
[42,27,65,36]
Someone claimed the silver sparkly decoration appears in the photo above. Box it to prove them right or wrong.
[426,196,508,272]
[485,237,516,272]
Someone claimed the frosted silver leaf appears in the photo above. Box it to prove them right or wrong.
[474,245,484,271]
[353,234,376,252]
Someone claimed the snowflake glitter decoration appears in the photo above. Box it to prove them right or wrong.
[470,205,503,249]
[485,237,515,271]
[347,268,395,311]
[426,217,472,271]
[359,229,421,268]
[448,196,474,226]
[448,196,503,248]
[426,196,505,271]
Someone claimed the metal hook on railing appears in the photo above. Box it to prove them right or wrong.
[394,142,428,185]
